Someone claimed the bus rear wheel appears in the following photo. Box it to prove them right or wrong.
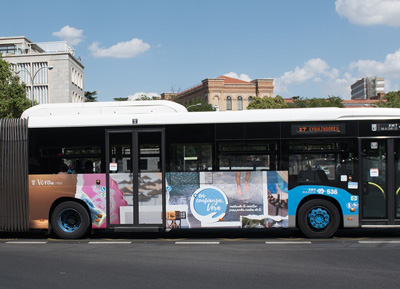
[51,201,90,239]
[298,199,340,238]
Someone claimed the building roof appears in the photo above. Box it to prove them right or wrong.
[0,36,32,42]
[176,75,252,96]
[217,75,250,84]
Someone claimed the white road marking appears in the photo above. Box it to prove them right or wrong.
[6,241,47,244]
[175,241,220,245]
[265,241,312,244]
[88,241,132,244]
[358,240,400,244]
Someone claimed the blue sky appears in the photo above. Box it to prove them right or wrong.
[3,0,400,101]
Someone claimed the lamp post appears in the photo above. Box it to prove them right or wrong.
[12,63,53,106]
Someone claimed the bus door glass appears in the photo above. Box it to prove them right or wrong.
[137,131,163,225]
[107,130,164,227]
[361,139,390,220]
[108,132,134,225]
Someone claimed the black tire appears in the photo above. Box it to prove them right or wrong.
[51,201,90,239]
[298,199,340,238]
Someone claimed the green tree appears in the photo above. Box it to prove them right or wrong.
[185,98,215,112]
[377,91,400,107]
[113,97,129,101]
[289,96,343,108]
[325,95,344,107]
[85,91,98,102]
[134,93,160,101]
[289,96,308,108]
[0,58,30,118]
[247,95,288,109]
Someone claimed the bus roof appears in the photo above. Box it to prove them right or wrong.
[21,100,400,128]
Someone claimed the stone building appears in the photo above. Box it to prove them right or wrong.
[0,36,84,104]
[162,76,274,111]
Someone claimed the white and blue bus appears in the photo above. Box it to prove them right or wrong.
[1,100,400,238]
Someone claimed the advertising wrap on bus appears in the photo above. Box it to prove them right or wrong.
[29,174,127,229]
[165,171,359,230]
[288,185,359,228]
[29,171,290,230]
[29,170,359,231]
[165,171,289,229]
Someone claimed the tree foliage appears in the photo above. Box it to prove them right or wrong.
[113,93,161,101]
[0,58,30,118]
[247,95,344,110]
[185,98,215,112]
[134,94,160,101]
[113,97,129,101]
[247,95,288,109]
[377,91,400,107]
[85,91,98,102]
[289,96,344,108]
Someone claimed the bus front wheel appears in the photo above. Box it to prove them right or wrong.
[51,201,90,239]
[298,199,340,238]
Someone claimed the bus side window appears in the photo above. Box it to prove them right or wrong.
[217,141,278,171]
[288,140,357,188]
[169,143,212,172]
[297,169,329,185]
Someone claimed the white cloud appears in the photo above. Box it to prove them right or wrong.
[387,79,400,91]
[89,38,150,58]
[349,49,400,78]
[275,58,337,95]
[224,72,252,82]
[278,58,331,85]
[128,92,160,100]
[272,48,400,99]
[335,0,400,27]
[52,25,84,45]
[274,58,360,99]
[323,72,358,99]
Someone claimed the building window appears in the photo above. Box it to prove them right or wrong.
[71,68,75,85]
[248,96,253,103]
[0,45,21,55]
[33,62,49,84]
[226,96,232,110]
[237,96,243,110]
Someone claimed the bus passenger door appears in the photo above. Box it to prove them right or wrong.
[361,139,399,225]
[106,130,165,230]
[136,131,164,226]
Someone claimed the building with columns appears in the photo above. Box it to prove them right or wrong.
[162,76,274,111]
[0,36,84,104]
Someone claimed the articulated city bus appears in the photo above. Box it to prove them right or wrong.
[1,100,400,239]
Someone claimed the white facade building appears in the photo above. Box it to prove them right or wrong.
[0,36,84,104]
[351,77,384,100]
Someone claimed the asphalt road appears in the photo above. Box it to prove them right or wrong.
[1,229,400,289]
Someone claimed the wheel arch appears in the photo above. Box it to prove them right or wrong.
[48,197,92,233]
[295,195,343,229]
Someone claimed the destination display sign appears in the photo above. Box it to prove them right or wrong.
[371,123,400,132]
[292,124,345,135]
